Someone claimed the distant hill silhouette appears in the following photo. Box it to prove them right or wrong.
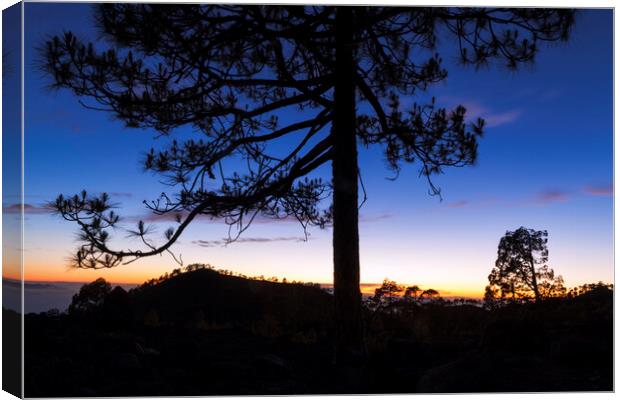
[126,268,334,338]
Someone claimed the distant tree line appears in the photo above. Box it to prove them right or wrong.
[63,271,612,320]
[63,227,613,318]
[370,279,443,304]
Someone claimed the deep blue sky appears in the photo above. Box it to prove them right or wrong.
[16,4,613,295]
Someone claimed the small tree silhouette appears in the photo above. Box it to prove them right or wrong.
[404,285,421,301]
[68,277,112,315]
[43,5,574,363]
[486,227,564,303]
[419,288,440,299]
[372,279,404,302]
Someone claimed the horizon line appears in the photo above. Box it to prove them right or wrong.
[3,276,486,299]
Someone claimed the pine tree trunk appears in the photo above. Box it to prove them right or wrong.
[332,6,364,365]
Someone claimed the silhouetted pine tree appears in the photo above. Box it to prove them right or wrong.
[487,227,564,302]
[44,5,574,364]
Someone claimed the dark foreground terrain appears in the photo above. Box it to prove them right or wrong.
[21,268,612,396]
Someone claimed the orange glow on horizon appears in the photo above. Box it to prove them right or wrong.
[356,283,483,299]
[13,262,486,299]
[2,271,21,281]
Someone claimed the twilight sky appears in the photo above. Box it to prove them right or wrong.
[8,4,613,298]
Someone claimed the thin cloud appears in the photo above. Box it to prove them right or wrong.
[462,101,521,128]
[440,186,607,210]
[132,211,391,225]
[440,197,499,210]
[536,189,569,203]
[193,236,309,248]
[540,89,563,101]
[447,98,521,128]
[446,200,469,208]
[583,184,613,197]
[135,211,211,223]
[3,203,51,214]
[108,192,134,198]
[131,212,295,225]
[439,190,570,210]
[359,213,393,222]
[484,110,521,128]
